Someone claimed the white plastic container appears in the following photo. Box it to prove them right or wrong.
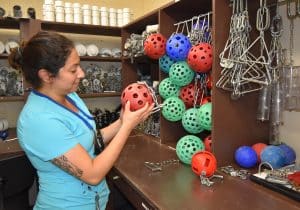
[91,5,100,25]
[117,9,123,27]
[54,0,63,7]
[43,4,55,21]
[82,4,91,24]
[73,3,82,24]
[123,8,131,25]
[44,0,54,4]
[55,5,65,22]
[109,8,117,27]
[100,7,108,26]
[64,2,73,23]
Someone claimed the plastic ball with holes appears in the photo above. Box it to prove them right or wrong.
[169,61,195,87]
[158,77,180,99]
[181,108,203,134]
[187,42,213,73]
[166,33,192,61]
[144,33,166,59]
[197,102,212,131]
[159,54,176,74]
[179,82,203,108]
[191,151,217,177]
[204,135,212,152]
[176,135,204,165]
[121,82,154,111]
[162,96,186,122]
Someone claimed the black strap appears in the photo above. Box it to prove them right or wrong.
[94,130,105,155]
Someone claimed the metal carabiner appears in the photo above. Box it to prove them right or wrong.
[256,0,270,31]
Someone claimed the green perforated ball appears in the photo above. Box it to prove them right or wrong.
[162,96,186,122]
[198,102,212,130]
[169,61,195,87]
[176,135,204,164]
[158,78,180,99]
[182,108,204,134]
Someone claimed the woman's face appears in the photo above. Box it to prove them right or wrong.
[53,48,85,94]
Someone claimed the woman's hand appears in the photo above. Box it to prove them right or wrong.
[120,101,154,130]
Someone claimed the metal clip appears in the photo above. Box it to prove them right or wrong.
[220,165,249,180]
[144,162,162,172]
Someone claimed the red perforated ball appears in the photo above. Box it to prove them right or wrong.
[179,83,203,108]
[144,33,166,59]
[191,151,217,177]
[121,83,154,111]
[201,96,211,105]
[187,42,213,73]
[204,135,212,152]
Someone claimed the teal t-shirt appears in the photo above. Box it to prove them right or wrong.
[17,91,109,210]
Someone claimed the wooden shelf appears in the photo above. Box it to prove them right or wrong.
[0,17,20,29]
[122,10,159,34]
[41,21,121,36]
[0,95,24,102]
[80,56,121,62]
[0,54,8,59]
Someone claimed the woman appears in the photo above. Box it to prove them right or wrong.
[8,31,154,210]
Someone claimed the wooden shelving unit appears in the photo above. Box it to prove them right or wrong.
[120,0,275,166]
[0,18,122,102]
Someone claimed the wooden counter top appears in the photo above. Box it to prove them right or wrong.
[112,134,300,210]
[0,128,24,160]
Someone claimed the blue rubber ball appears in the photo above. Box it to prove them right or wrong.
[261,145,286,169]
[235,146,258,168]
[278,144,296,165]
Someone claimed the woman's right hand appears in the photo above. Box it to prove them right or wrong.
[120,101,154,130]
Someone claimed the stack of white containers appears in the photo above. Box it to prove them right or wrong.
[100,7,108,26]
[42,1,132,26]
[43,0,55,21]
[64,2,73,23]
[82,4,91,24]
[91,6,100,25]
[54,0,64,22]
[73,3,82,24]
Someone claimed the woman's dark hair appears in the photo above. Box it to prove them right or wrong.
[8,31,74,89]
